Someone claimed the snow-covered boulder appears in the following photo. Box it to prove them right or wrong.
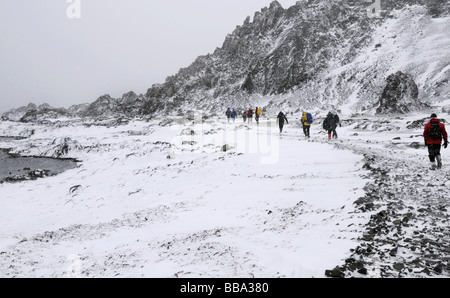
[47,137,83,158]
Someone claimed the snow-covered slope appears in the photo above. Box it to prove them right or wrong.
[316,5,450,114]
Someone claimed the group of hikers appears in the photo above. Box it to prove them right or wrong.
[226,107,263,124]
[225,107,341,139]
[225,107,449,171]
[277,110,341,138]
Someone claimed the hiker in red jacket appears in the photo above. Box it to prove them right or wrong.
[424,113,448,170]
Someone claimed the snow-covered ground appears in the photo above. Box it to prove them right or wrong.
[1,109,449,278]
[0,115,370,278]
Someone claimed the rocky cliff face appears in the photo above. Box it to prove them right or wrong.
[2,0,449,122]
[143,0,375,115]
[140,0,450,117]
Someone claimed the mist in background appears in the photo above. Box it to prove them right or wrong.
[0,0,299,113]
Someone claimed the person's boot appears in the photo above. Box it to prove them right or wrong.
[328,133,332,140]
[430,161,437,170]
[437,155,443,169]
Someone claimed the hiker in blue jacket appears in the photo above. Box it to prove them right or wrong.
[231,109,237,123]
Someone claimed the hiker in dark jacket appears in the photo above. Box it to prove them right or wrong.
[323,111,340,140]
[277,112,289,133]
[424,113,448,170]
[247,108,254,123]
[225,108,231,123]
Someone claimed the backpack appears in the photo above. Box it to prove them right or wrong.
[328,115,336,128]
[334,115,340,125]
[257,108,262,116]
[430,122,442,140]
[322,118,328,130]
[306,113,313,125]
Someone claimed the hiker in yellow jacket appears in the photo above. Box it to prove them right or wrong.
[255,107,262,124]
[301,112,313,138]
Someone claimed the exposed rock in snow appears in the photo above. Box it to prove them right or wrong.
[20,107,70,123]
[375,71,424,114]
[82,94,118,118]
[2,103,39,122]
[48,137,84,158]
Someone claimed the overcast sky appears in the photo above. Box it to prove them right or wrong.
[0,0,300,113]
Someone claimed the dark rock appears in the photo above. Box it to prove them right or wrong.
[325,266,346,278]
[405,118,444,130]
[389,247,398,257]
[433,264,443,274]
[182,141,196,146]
[393,263,405,271]
[409,142,422,149]
[426,0,450,18]
[361,233,375,241]
[376,71,425,114]
[357,268,368,275]
[221,144,231,152]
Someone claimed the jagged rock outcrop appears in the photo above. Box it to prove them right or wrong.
[2,103,39,122]
[68,103,90,116]
[142,0,375,115]
[117,91,146,116]
[20,107,69,123]
[2,91,147,123]
[82,94,118,117]
[1,103,69,123]
[375,71,424,114]
[70,92,145,118]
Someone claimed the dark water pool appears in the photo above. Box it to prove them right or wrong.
[0,136,27,141]
[0,150,79,183]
